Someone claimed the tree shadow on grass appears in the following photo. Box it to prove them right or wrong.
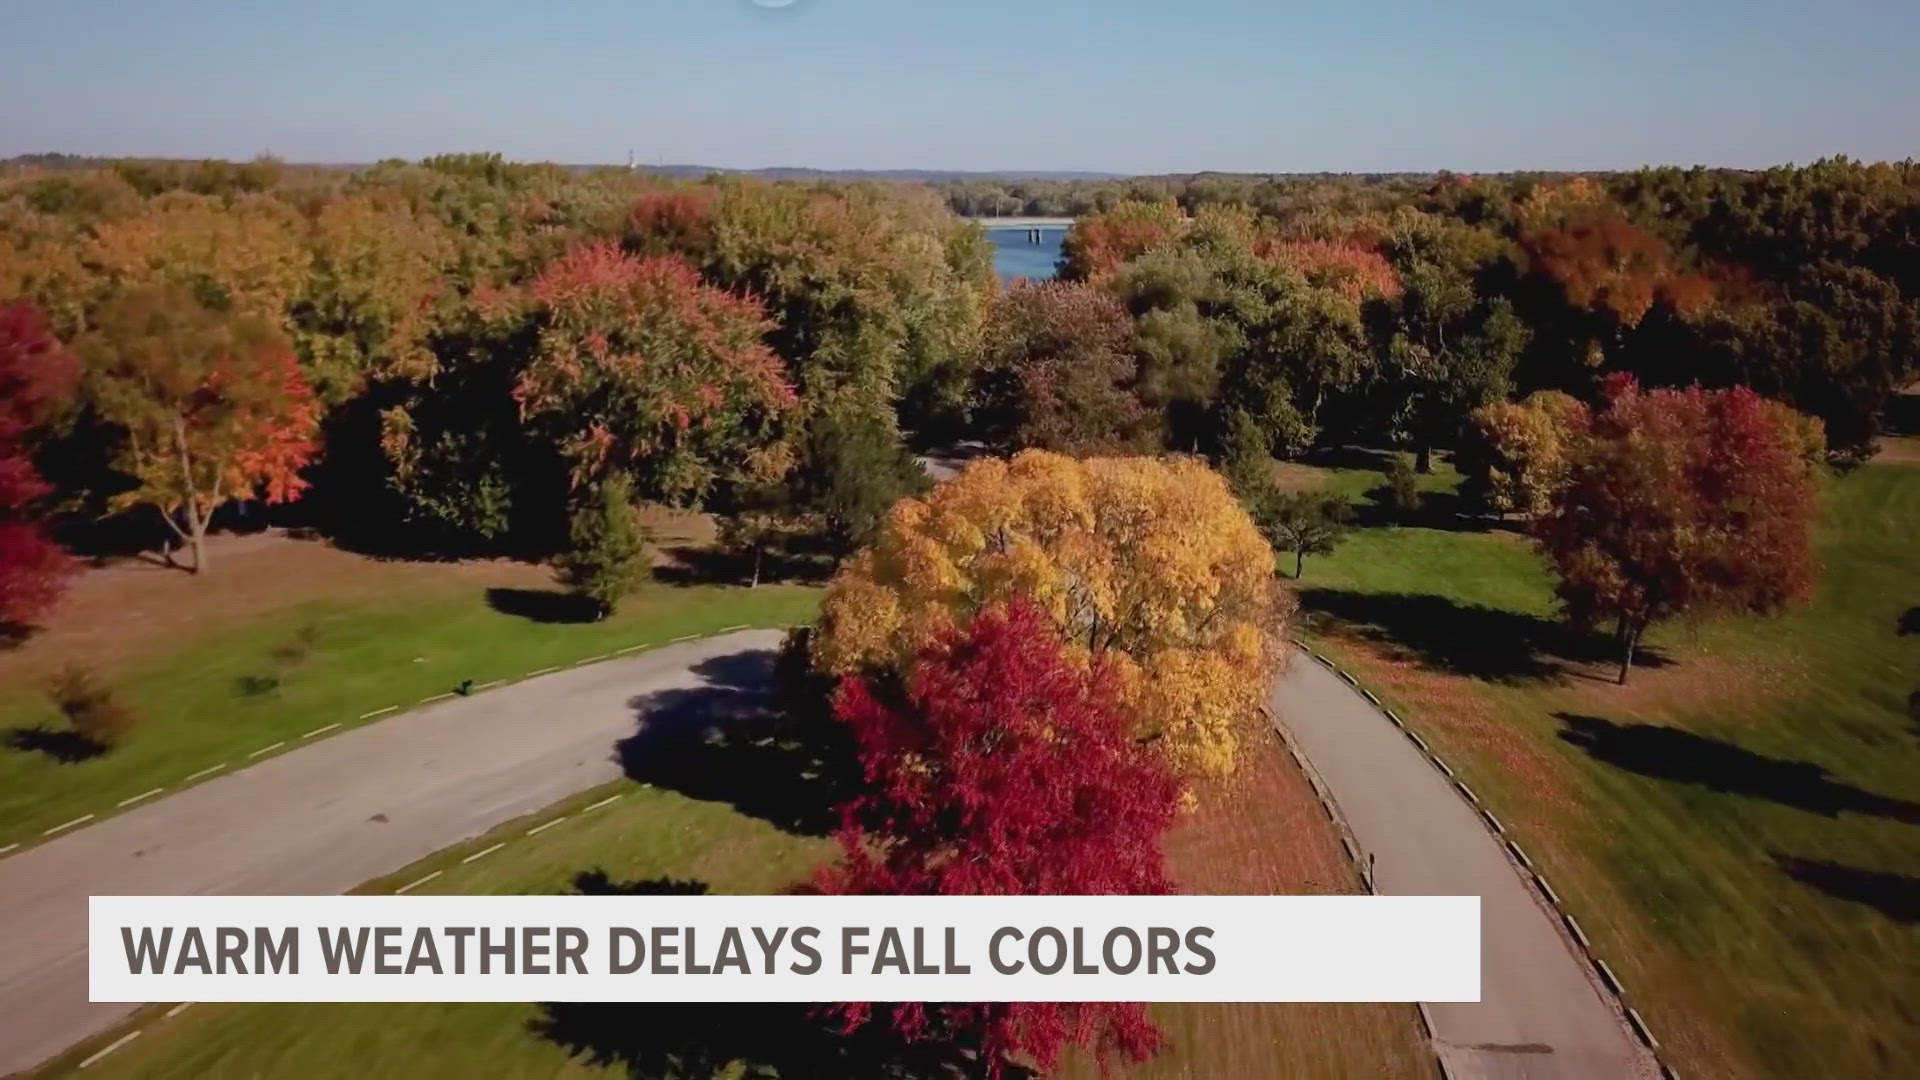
[532,873,998,1079]
[652,537,838,588]
[1771,853,1920,924]
[615,649,860,837]
[1557,713,1920,824]
[485,587,602,625]
[4,727,106,763]
[1897,606,1920,636]
[1299,589,1670,683]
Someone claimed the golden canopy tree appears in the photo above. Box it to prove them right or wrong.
[80,287,322,574]
[813,450,1289,780]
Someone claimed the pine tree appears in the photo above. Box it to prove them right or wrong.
[557,474,652,619]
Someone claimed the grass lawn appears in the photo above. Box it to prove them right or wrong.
[0,535,821,845]
[41,736,1430,1079]
[1288,445,1920,1080]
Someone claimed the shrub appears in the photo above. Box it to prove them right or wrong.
[48,665,140,749]
[1381,453,1421,521]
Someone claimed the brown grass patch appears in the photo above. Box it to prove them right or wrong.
[1055,737,1430,1078]
[0,530,553,685]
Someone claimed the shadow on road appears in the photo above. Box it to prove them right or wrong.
[1557,713,1920,823]
[530,872,997,1079]
[1771,852,1920,924]
[615,649,859,836]
[1300,589,1671,683]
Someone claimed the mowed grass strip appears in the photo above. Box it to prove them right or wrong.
[43,740,1431,1079]
[1292,447,1920,1080]
[0,577,819,845]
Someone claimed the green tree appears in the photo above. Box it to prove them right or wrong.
[1253,490,1352,579]
[557,474,652,619]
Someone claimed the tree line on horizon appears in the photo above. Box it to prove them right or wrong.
[0,152,1897,635]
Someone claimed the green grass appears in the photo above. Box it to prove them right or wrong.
[1292,449,1920,1080]
[38,781,836,1079]
[0,579,820,846]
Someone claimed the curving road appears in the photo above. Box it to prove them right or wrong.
[3,626,1655,1078]
[1273,653,1657,1079]
[0,630,783,1076]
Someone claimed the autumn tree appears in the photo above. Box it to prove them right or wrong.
[1536,377,1822,683]
[814,450,1287,780]
[978,280,1149,453]
[1460,390,1590,517]
[518,242,796,503]
[1059,199,1185,280]
[819,600,1178,1077]
[0,301,80,628]
[79,287,321,573]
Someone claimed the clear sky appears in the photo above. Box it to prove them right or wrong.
[4,0,1916,173]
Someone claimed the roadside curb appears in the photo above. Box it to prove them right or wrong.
[0,625,777,866]
[1288,638,1678,1078]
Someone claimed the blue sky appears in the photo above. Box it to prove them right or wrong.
[4,0,1916,173]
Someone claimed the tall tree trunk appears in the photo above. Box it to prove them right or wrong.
[1295,548,1305,579]
[749,545,762,589]
[1416,442,1433,475]
[1616,613,1640,685]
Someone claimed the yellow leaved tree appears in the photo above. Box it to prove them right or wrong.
[813,449,1291,781]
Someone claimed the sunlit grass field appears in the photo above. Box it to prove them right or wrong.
[1293,446,1920,1080]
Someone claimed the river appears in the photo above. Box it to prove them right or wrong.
[984,226,1065,283]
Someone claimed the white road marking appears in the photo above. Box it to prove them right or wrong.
[359,706,398,719]
[43,815,94,836]
[116,788,164,808]
[184,763,228,783]
[420,693,454,704]
[302,723,341,739]
[247,742,286,759]
[460,843,505,864]
[524,667,559,678]
[573,654,609,666]
[717,624,748,633]
[164,1002,193,1019]
[526,817,567,836]
[614,643,649,654]
[582,794,621,812]
[78,1030,140,1068]
[394,871,442,894]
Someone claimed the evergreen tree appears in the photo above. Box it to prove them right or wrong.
[557,474,652,619]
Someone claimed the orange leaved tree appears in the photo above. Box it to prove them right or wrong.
[81,287,321,573]
[813,450,1288,780]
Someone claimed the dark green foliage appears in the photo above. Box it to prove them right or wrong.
[1250,489,1353,579]
[556,475,653,619]
[1379,454,1422,522]
[795,410,929,553]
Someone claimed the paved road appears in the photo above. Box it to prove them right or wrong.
[0,630,783,1076]
[1272,653,1656,1079]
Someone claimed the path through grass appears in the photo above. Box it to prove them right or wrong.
[1291,447,1920,1080]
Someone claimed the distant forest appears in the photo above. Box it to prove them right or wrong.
[0,151,1915,601]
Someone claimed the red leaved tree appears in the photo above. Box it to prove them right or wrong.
[1536,376,1822,683]
[519,242,796,503]
[81,287,322,574]
[818,600,1180,1077]
[980,280,1150,453]
[0,300,80,627]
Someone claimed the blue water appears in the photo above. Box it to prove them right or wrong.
[985,227,1065,283]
